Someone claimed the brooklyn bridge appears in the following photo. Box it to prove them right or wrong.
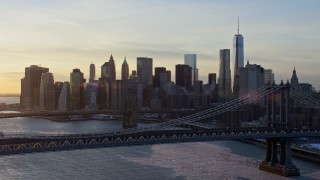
[1,82,320,177]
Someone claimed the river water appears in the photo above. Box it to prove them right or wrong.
[0,117,319,180]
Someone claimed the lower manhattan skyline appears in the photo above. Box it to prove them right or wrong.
[1,0,320,94]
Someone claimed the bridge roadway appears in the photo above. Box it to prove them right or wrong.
[0,127,319,155]
[0,109,195,119]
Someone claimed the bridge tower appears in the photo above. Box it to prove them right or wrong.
[123,95,138,129]
[259,81,300,176]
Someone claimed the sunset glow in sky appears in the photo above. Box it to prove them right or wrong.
[0,0,320,94]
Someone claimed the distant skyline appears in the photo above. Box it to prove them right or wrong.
[1,0,320,94]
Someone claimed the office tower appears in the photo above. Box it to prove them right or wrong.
[70,68,85,110]
[101,54,116,82]
[238,62,264,98]
[54,82,64,110]
[122,57,129,80]
[218,49,232,102]
[58,82,70,111]
[89,63,95,82]
[40,72,56,110]
[264,69,275,85]
[184,54,198,84]
[193,80,203,94]
[101,61,109,79]
[22,65,49,110]
[111,80,128,110]
[175,64,192,90]
[159,70,171,89]
[232,18,244,98]
[208,73,217,84]
[85,82,98,109]
[137,57,153,86]
[154,67,166,88]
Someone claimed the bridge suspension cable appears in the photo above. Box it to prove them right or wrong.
[291,87,320,109]
[114,84,283,135]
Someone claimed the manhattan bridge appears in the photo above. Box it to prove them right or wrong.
[1,81,320,177]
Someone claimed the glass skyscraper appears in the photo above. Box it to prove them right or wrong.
[184,54,197,84]
[232,18,244,98]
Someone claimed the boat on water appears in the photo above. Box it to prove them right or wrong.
[94,114,114,120]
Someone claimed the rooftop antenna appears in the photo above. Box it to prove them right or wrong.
[237,16,240,34]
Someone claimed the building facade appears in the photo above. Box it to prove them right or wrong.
[232,20,244,98]
[175,64,192,90]
[89,63,95,82]
[137,57,153,86]
[121,57,129,81]
[184,54,198,84]
[40,72,56,110]
[218,49,232,102]
[70,68,85,110]
[21,65,49,110]
[238,62,264,98]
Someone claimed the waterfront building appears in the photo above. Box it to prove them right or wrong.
[70,68,85,110]
[58,82,70,111]
[89,63,95,82]
[137,57,153,86]
[21,65,49,110]
[232,18,244,98]
[175,64,192,90]
[40,72,56,110]
[218,49,232,102]
[184,54,198,84]
[121,57,129,81]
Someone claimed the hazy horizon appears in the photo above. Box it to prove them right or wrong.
[1,0,320,93]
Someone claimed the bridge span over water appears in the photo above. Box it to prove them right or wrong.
[1,82,320,177]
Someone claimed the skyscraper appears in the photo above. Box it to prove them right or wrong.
[184,54,198,84]
[154,67,166,88]
[40,72,56,110]
[101,54,116,82]
[218,49,232,102]
[58,82,71,111]
[89,63,95,82]
[232,17,244,98]
[122,57,129,81]
[175,64,192,90]
[137,57,153,86]
[238,62,264,98]
[22,65,49,110]
[208,73,216,84]
[264,69,275,85]
[70,68,85,110]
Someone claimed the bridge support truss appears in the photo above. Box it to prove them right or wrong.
[259,82,300,176]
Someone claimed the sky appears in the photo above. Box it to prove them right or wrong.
[0,0,320,94]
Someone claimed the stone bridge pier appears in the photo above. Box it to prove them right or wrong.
[259,82,299,176]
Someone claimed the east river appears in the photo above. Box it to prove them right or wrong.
[0,97,320,179]
[0,117,319,180]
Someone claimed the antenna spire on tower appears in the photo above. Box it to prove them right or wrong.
[237,16,240,34]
